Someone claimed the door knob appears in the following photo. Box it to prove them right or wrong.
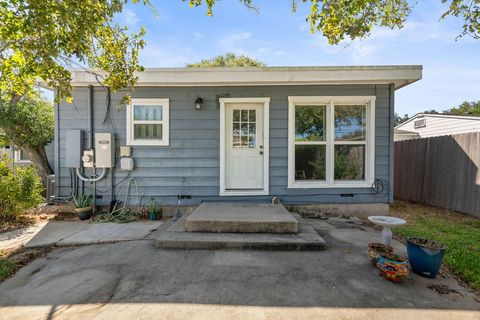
[259,145,263,149]
[259,151,264,155]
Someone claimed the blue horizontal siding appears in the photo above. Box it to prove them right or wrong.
[56,84,392,205]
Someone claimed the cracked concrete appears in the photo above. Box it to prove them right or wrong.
[21,221,163,248]
[0,218,478,320]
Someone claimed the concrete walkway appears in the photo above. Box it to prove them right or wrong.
[0,222,49,251]
[1,220,163,249]
[0,217,478,320]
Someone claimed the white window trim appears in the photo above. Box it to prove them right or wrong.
[288,96,375,189]
[13,149,31,163]
[127,98,170,146]
[219,97,270,196]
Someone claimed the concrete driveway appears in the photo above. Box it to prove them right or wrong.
[0,218,479,320]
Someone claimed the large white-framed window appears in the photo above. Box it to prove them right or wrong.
[127,98,169,146]
[288,96,375,188]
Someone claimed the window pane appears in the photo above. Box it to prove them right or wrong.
[295,145,326,181]
[249,110,256,122]
[233,110,240,121]
[134,124,163,140]
[233,123,240,135]
[233,135,241,147]
[19,150,29,161]
[241,110,248,122]
[334,145,365,180]
[134,105,163,121]
[334,105,366,141]
[295,105,327,142]
[248,135,255,148]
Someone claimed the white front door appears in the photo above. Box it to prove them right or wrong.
[225,103,264,190]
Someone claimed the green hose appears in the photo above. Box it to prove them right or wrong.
[93,177,140,223]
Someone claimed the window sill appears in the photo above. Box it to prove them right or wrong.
[127,141,169,147]
[288,181,372,189]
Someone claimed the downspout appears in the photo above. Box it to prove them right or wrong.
[88,85,94,149]
[54,89,60,197]
[388,83,395,204]
[88,85,95,211]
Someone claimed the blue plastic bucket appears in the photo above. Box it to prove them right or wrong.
[406,237,446,278]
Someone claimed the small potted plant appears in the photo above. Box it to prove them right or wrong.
[147,198,162,220]
[73,195,94,220]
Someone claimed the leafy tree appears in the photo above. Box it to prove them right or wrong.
[187,53,266,67]
[0,0,148,184]
[188,0,480,44]
[0,93,54,185]
[394,112,410,126]
[443,100,480,115]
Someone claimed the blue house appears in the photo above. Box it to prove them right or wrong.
[51,66,422,215]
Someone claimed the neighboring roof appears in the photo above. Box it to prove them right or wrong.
[394,113,480,139]
[43,65,422,90]
[395,113,480,129]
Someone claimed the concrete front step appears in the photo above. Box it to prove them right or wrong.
[155,213,326,251]
[185,203,299,234]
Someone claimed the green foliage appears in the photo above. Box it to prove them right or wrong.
[443,100,480,116]
[392,202,480,291]
[0,132,10,148]
[73,195,93,209]
[148,198,162,214]
[189,1,480,44]
[442,0,480,39]
[394,112,410,126]
[187,53,266,67]
[0,156,44,219]
[0,92,53,149]
[0,259,14,282]
[0,0,148,103]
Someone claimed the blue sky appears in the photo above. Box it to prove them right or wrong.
[116,0,480,116]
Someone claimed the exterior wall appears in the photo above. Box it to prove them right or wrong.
[395,115,480,140]
[55,84,393,206]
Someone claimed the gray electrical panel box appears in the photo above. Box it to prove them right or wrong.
[65,130,84,168]
[95,133,115,168]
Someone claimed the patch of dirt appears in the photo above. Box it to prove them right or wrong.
[0,246,54,283]
[0,215,36,234]
[391,201,479,225]
[427,284,461,295]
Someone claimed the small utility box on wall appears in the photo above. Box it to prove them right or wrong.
[95,133,115,168]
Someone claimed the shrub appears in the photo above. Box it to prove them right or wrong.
[0,155,44,220]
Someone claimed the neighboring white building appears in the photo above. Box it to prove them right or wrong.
[394,113,480,141]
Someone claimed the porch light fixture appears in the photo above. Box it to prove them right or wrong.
[194,95,203,110]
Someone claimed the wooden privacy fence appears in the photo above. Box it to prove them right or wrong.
[394,132,480,217]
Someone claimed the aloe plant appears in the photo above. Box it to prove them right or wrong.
[73,195,93,209]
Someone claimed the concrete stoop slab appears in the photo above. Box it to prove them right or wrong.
[185,203,299,234]
[155,213,326,250]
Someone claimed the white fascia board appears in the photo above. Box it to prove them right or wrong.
[55,65,422,90]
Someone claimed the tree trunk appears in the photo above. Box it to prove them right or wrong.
[1,127,53,186]
[24,145,53,186]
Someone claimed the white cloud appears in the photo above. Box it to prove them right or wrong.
[217,31,252,53]
[193,32,205,43]
[121,8,139,29]
[140,41,194,67]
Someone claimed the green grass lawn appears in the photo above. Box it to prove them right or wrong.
[391,201,480,291]
[0,259,15,281]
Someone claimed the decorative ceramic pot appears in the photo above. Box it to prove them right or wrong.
[368,243,393,266]
[407,237,446,279]
[376,253,409,282]
[75,205,93,220]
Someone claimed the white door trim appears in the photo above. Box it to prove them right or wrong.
[219,97,270,196]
